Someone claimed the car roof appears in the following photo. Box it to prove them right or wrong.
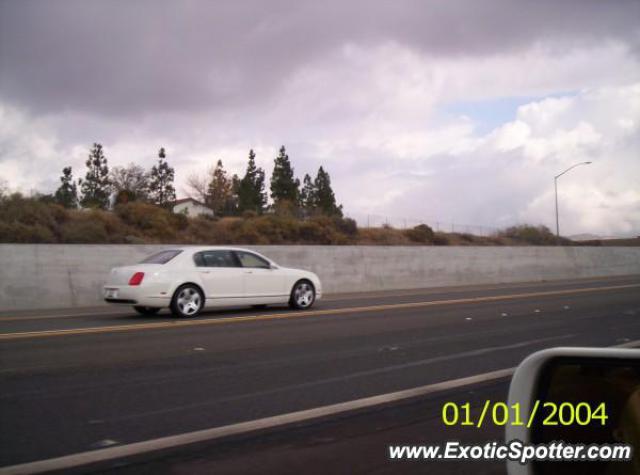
[170,246,258,254]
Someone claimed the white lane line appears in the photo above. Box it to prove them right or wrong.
[103,335,575,424]
[2,338,639,475]
[91,440,119,449]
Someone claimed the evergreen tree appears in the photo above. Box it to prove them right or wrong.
[300,173,317,215]
[238,149,267,214]
[270,146,300,209]
[314,166,342,217]
[54,166,78,208]
[225,174,241,216]
[206,160,233,216]
[254,166,266,211]
[0,178,7,200]
[79,143,111,209]
[149,147,176,208]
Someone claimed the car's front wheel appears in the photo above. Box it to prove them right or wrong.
[133,306,161,316]
[171,284,204,318]
[289,280,315,310]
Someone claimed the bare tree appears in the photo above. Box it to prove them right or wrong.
[110,163,150,204]
[185,171,210,203]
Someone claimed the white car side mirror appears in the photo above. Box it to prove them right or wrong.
[506,347,640,475]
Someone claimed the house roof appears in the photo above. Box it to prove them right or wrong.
[173,197,209,207]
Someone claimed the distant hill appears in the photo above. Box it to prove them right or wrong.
[569,233,603,241]
[569,233,632,241]
[569,234,640,247]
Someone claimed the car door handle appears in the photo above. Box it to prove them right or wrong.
[199,270,211,274]
[244,270,253,274]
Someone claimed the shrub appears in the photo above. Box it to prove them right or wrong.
[0,194,64,242]
[115,202,177,241]
[358,226,410,245]
[332,217,358,237]
[124,234,147,244]
[0,221,55,243]
[242,210,258,219]
[272,200,299,218]
[0,194,58,228]
[497,225,562,245]
[253,215,300,243]
[432,232,449,245]
[59,218,109,243]
[233,223,267,244]
[299,220,339,244]
[404,223,435,243]
[184,216,219,243]
[457,232,476,243]
[171,212,189,231]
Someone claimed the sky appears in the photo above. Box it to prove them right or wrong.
[0,0,639,236]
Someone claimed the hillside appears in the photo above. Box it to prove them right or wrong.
[0,194,606,246]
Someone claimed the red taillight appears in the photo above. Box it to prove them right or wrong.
[129,272,145,286]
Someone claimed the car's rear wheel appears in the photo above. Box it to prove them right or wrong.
[289,280,315,310]
[133,306,161,316]
[171,284,204,318]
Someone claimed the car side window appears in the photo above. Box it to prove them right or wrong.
[235,251,271,269]
[140,250,182,264]
[193,250,240,268]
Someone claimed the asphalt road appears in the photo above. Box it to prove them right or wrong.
[1,275,640,474]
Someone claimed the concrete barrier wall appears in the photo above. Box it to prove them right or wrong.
[1,244,639,311]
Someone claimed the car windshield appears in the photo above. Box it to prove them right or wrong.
[139,250,182,264]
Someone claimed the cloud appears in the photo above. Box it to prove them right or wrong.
[374,84,640,235]
[1,0,638,117]
[0,104,63,192]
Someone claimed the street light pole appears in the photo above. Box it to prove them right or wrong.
[554,177,559,237]
[554,161,592,239]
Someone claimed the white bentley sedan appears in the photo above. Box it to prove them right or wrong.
[103,247,322,317]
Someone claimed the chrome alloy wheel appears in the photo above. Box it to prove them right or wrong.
[293,281,315,309]
[176,287,202,317]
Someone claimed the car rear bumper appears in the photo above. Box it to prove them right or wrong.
[103,285,170,308]
[105,298,138,304]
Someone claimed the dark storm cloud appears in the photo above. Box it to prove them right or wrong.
[1,0,638,117]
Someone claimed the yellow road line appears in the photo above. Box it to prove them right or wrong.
[1,283,638,341]
[0,311,131,323]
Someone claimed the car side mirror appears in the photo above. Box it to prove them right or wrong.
[506,347,640,475]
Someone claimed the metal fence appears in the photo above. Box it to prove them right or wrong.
[348,213,504,236]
